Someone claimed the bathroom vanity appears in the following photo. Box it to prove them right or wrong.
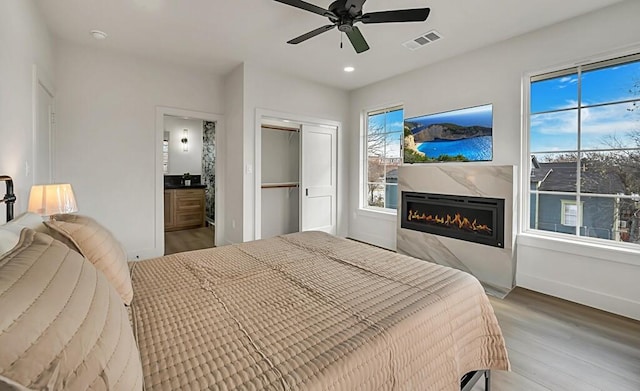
[164,187,206,231]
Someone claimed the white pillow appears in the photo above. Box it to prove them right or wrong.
[0,229,19,257]
[1,212,48,235]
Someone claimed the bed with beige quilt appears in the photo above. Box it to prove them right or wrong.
[129,231,509,390]
[0,209,509,390]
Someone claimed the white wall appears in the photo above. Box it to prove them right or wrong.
[0,0,54,223]
[222,63,349,244]
[348,0,640,320]
[222,64,245,245]
[54,41,224,258]
[164,117,203,175]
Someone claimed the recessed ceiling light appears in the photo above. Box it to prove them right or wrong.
[90,30,108,40]
[344,66,355,73]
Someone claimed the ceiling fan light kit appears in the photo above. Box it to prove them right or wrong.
[275,0,430,54]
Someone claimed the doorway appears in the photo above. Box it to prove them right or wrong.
[155,107,224,256]
[254,109,338,240]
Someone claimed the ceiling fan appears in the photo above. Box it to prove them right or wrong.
[274,0,431,54]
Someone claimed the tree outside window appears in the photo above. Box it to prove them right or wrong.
[365,107,403,210]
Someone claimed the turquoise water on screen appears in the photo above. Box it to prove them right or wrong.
[417,136,493,161]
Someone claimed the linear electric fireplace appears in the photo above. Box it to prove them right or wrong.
[401,191,505,248]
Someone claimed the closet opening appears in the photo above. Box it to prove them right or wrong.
[255,110,338,240]
[260,120,301,239]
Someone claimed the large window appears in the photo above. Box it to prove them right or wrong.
[365,106,403,211]
[528,53,640,246]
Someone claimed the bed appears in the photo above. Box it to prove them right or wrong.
[0,178,509,390]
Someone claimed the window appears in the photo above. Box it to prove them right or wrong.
[365,106,403,211]
[528,53,640,245]
[560,200,582,227]
[162,139,169,174]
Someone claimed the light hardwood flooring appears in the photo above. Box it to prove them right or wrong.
[164,226,215,255]
[471,287,640,390]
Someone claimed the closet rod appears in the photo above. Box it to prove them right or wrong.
[262,124,300,133]
[261,183,299,189]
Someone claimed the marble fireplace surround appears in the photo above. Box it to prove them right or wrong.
[397,165,517,297]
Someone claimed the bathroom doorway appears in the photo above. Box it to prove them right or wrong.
[155,107,225,256]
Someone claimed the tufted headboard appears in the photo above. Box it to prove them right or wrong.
[0,175,16,221]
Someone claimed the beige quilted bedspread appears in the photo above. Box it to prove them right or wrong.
[129,231,509,390]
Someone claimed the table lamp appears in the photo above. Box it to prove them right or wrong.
[28,184,78,219]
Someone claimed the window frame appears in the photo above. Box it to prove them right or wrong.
[522,50,640,250]
[361,104,404,214]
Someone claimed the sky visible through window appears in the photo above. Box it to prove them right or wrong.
[530,60,640,154]
[368,108,404,158]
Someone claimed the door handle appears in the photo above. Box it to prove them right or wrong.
[305,188,309,196]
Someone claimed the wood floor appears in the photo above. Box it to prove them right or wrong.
[164,226,215,255]
[471,287,640,391]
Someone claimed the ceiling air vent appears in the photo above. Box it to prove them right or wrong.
[402,30,442,51]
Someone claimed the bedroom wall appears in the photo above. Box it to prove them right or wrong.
[348,0,640,320]
[54,40,224,258]
[0,0,54,223]
[222,64,245,245]
[237,63,350,242]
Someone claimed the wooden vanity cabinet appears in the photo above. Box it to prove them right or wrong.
[164,188,205,231]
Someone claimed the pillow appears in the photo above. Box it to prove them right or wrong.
[0,229,19,257]
[0,212,48,235]
[0,229,143,390]
[44,214,134,305]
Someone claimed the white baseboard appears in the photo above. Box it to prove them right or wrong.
[128,248,163,261]
[518,273,640,321]
[347,232,396,251]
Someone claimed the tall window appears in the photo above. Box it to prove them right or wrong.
[365,106,403,211]
[528,53,640,246]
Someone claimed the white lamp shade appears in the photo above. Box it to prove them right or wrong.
[28,184,78,216]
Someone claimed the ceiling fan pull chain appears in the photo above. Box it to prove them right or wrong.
[340,32,343,49]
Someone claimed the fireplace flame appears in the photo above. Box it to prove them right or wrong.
[408,210,492,235]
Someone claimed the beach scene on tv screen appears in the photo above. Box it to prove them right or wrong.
[404,104,493,163]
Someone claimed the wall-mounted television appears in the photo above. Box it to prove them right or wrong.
[404,104,493,163]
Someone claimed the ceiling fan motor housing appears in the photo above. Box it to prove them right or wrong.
[329,0,359,32]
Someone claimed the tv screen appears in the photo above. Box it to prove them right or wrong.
[404,104,493,163]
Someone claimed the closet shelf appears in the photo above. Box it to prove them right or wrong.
[261,182,300,189]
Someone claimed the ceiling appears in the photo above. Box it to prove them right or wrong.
[37,0,624,91]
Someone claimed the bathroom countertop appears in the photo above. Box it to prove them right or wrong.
[164,184,207,190]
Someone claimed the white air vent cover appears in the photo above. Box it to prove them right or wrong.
[402,30,442,51]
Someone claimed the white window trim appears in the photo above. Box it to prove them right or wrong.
[360,103,403,215]
[520,46,640,254]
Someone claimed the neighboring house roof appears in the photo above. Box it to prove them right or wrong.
[531,161,626,194]
[387,169,398,183]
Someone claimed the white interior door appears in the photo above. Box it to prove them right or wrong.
[300,124,337,234]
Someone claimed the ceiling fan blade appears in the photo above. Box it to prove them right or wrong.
[361,8,430,24]
[273,0,335,18]
[287,24,336,44]
[346,26,370,54]
[345,0,367,16]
